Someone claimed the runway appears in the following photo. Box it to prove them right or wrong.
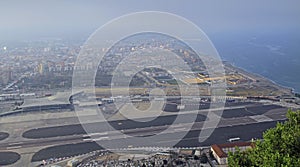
[22,104,283,139]
[30,120,283,162]
[0,102,290,163]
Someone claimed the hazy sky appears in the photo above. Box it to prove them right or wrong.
[0,0,300,40]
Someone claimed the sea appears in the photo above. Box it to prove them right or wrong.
[211,31,300,93]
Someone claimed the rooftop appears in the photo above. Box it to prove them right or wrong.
[211,142,255,158]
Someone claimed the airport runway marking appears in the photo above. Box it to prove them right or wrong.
[6,146,22,150]
[8,142,23,146]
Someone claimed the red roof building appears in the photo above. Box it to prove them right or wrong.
[211,142,255,165]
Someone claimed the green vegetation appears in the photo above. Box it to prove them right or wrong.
[228,110,300,167]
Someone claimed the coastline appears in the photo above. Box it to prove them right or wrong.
[223,61,295,96]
